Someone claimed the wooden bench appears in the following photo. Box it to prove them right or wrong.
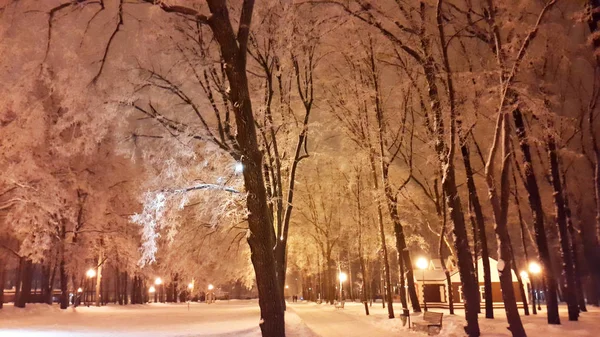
[334,301,345,309]
[412,311,443,335]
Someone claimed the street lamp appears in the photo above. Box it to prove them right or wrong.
[149,285,156,303]
[155,278,163,303]
[416,257,428,312]
[529,262,542,311]
[338,272,347,303]
[207,284,214,304]
[186,282,194,310]
[86,269,96,307]
[520,271,535,315]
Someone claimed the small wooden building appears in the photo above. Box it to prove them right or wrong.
[411,257,529,308]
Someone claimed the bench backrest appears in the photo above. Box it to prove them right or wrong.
[423,311,443,324]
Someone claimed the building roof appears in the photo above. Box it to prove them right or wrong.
[414,269,447,282]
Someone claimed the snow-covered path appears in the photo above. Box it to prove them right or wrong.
[289,302,403,337]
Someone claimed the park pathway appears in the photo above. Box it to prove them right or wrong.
[289,302,398,337]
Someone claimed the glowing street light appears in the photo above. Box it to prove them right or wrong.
[207,284,215,304]
[188,283,194,290]
[285,285,289,289]
[77,288,83,293]
[86,269,96,278]
[416,257,429,312]
[149,286,156,293]
[416,257,429,270]
[338,272,347,303]
[84,269,96,307]
[528,262,542,275]
[153,278,163,303]
[528,262,542,312]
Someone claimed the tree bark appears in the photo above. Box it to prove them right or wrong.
[485,113,526,336]
[547,134,579,321]
[367,153,397,315]
[561,172,588,312]
[15,258,32,308]
[512,108,560,324]
[461,138,494,318]
[206,1,284,335]
[433,4,480,334]
[96,253,103,307]
[438,200,454,315]
[0,258,4,309]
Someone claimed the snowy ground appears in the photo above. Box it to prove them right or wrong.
[0,300,314,337]
[1,300,599,336]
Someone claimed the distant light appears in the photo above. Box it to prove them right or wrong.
[285,285,289,289]
[208,284,214,290]
[188,283,194,290]
[528,262,542,275]
[234,162,244,174]
[77,287,83,293]
[339,272,347,282]
[520,271,528,280]
[86,269,96,278]
[149,286,156,293]
[155,277,162,285]
[416,257,428,270]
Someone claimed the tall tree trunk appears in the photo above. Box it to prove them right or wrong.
[562,173,588,312]
[15,258,32,308]
[585,0,600,307]
[95,253,103,307]
[173,273,179,303]
[0,258,4,309]
[359,254,369,316]
[14,256,23,307]
[122,272,128,305]
[204,1,284,335]
[513,108,560,324]
[116,267,122,305]
[41,262,50,304]
[461,139,494,318]
[547,135,579,321]
[434,5,479,334]
[367,153,398,315]
[439,202,455,315]
[394,223,410,317]
[485,111,526,336]
[59,255,68,309]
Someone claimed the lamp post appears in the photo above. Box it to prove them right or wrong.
[86,269,96,307]
[154,278,162,303]
[416,257,428,312]
[208,284,214,304]
[529,262,542,311]
[187,282,194,310]
[520,271,535,315]
[149,286,156,303]
[338,272,347,303]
